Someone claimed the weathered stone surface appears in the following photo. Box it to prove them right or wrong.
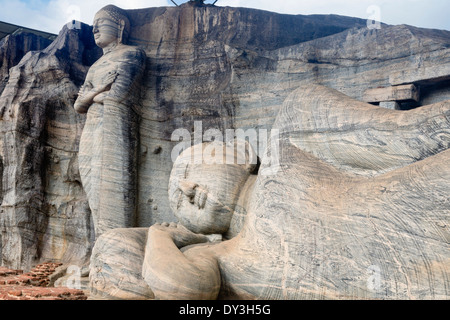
[379,101,401,110]
[142,85,450,300]
[0,33,53,95]
[0,263,88,300]
[390,63,450,86]
[0,4,449,292]
[282,85,450,176]
[128,4,371,227]
[133,13,450,227]
[0,23,101,271]
[73,5,449,232]
[89,228,153,300]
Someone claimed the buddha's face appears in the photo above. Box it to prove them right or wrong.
[92,11,122,48]
[169,143,253,235]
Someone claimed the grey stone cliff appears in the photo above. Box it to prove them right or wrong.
[0,33,54,95]
[0,23,101,270]
[0,4,448,300]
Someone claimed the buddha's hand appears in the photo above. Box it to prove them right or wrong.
[93,92,108,104]
[91,72,119,103]
[97,71,118,93]
[150,222,209,249]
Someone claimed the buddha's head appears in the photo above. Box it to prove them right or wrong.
[92,5,130,49]
[168,140,258,235]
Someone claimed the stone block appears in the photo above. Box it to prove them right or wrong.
[363,84,420,103]
[379,101,401,110]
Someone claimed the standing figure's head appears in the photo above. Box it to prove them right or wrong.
[168,140,258,235]
[92,5,130,49]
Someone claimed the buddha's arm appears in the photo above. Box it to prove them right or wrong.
[142,223,221,300]
[103,48,146,106]
[74,71,116,113]
[74,86,92,114]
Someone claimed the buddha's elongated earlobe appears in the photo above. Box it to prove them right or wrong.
[118,19,125,44]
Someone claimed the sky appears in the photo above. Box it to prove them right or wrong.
[0,0,449,35]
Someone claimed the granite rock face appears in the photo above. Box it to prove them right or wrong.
[0,33,54,95]
[0,23,101,270]
[0,3,449,289]
[141,84,450,300]
[130,5,450,230]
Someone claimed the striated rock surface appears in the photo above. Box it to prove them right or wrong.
[0,23,101,271]
[89,228,153,300]
[129,5,450,229]
[141,84,450,300]
[0,33,53,95]
[0,3,449,284]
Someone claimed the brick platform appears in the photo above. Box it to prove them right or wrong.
[0,263,88,300]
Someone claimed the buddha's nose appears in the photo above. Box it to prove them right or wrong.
[178,180,198,198]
